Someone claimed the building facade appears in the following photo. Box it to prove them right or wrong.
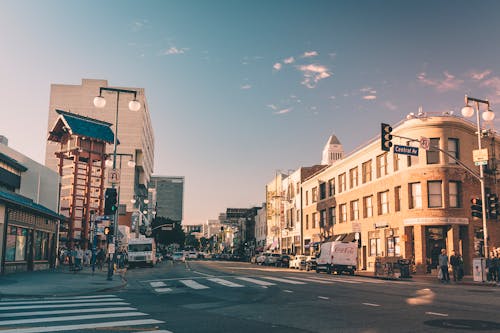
[149,176,184,223]
[299,114,500,274]
[0,139,61,273]
[45,79,155,223]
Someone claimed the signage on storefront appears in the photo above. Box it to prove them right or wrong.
[403,217,469,226]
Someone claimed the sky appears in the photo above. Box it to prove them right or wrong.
[2,1,500,225]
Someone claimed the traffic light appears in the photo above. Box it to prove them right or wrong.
[104,188,117,215]
[487,193,499,219]
[381,123,393,152]
[471,198,483,219]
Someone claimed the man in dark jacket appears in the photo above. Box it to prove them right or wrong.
[450,250,462,282]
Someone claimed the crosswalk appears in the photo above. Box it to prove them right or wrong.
[147,274,399,294]
[0,295,167,333]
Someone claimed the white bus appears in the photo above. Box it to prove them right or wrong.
[127,237,157,267]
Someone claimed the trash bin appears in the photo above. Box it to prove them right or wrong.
[473,257,486,282]
[398,259,411,278]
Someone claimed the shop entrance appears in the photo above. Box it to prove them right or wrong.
[426,226,447,269]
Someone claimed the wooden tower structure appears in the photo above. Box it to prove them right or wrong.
[47,110,115,246]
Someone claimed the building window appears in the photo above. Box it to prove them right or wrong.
[409,182,422,209]
[5,226,27,262]
[407,141,419,167]
[320,209,326,228]
[350,200,359,221]
[426,138,440,164]
[305,190,309,205]
[394,152,402,172]
[349,167,358,189]
[312,187,318,203]
[362,160,372,183]
[395,186,402,212]
[448,138,459,164]
[378,191,389,215]
[312,212,317,229]
[296,210,300,222]
[319,182,326,200]
[370,237,382,256]
[449,181,461,208]
[428,181,443,208]
[35,230,49,261]
[339,173,346,193]
[363,195,373,218]
[387,236,401,257]
[328,178,335,197]
[306,214,309,230]
[328,207,336,226]
[376,153,388,178]
[339,204,347,223]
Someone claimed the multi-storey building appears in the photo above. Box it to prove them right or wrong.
[300,113,500,274]
[149,176,184,223]
[45,79,155,228]
[254,204,267,251]
[0,138,61,273]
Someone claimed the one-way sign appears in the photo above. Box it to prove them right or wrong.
[394,145,419,156]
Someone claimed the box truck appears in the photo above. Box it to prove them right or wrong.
[316,241,357,275]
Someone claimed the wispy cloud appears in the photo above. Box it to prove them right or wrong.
[417,71,463,92]
[274,108,292,115]
[273,62,282,71]
[284,57,295,64]
[267,104,278,110]
[360,87,377,100]
[162,46,188,55]
[302,51,318,58]
[470,70,492,81]
[240,84,252,90]
[384,101,398,111]
[131,19,149,32]
[298,64,331,88]
[363,95,377,100]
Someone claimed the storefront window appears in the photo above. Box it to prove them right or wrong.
[35,231,49,260]
[370,238,381,256]
[5,226,27,262]
[387,236,401,257]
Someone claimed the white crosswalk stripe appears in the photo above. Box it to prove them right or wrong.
[180,279,210,289]
[260,276,306,284]
[207,278,244,287]
[0,295,165,333]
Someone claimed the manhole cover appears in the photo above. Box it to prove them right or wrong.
[424,319,500,331]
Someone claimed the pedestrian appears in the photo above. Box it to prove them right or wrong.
[75,246,83,271]
[450,250,461,282]
[96,248,105,271]
[438,248,450,283]
[492,253,499,282]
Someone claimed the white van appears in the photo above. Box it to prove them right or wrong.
[128,237,156,267]
[316,241,357,275]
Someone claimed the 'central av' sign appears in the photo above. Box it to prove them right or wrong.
[393,145,419,156]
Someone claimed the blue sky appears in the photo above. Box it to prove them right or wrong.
[2,1,500,225]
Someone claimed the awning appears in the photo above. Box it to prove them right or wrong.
[332,233,358,242]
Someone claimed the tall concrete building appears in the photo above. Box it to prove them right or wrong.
[149,176,184,223]
[45,79,155,223]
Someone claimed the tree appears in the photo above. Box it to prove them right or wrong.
[185,234,200,251]
[151,216,185,248]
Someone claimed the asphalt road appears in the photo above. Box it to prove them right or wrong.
[118,260,500,333]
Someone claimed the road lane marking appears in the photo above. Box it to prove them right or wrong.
[425,311,448,317]
[286,276,334,284]
[0,307,136,318]
[155,288,173,293]
[0,298,121,306]
[0,302,129,311]
[180,279,210,289]
[318,296,330,300]
[362,303,381,307]
[150,282,167,288]
[135,331,173,333]
[207,278,244,287]
[0,311,147,326]
[235,277,276,286]
[0,319,164,333]
[192,271,215,277]
[283,290,293,293]
[261,276,306,284]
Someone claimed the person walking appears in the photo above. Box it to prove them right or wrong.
[450,250,462,282]
[438,248,450,283]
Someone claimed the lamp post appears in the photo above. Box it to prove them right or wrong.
[94,87,141,281]
[461,95,495,259]
[131,196,156,238]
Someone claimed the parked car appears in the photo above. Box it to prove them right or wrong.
[299,256,317,271]
[256,253,269,265]
[289,255,307,269]
[264,253,281,266]
[172,252,186,262]
[276,255,291,268]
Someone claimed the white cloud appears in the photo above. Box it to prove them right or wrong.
[363,95,377,100]
[163,46,188,55]
[298,64,331,88]
[384,101,398,111]
[417,71,463,92]
[131,19,149,32]
[267,104,278,110]
[284,57,295,64]
[470,70,492,81]
[240,84,252,90]
[303,51,318,58]
[273,62,282,71]
[360,87,377,94]
[274,108,292,115]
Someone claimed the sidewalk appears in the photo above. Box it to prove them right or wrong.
[357,270,500,287]
[0,265,126,298]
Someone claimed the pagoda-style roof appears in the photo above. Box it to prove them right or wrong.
[48,109,116,144]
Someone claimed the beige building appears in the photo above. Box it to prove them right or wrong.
[299,113,500,274]
[45,79,155,226]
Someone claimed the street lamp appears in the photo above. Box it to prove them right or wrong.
[94,87,141,281]
[461,95,495,259]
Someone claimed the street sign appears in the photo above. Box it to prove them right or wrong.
[108,168,120,185]
[394,145,419,156]
[420,136,430,150]
[475,161,488,166]
[95,215,112,222]
[473,149,488,164]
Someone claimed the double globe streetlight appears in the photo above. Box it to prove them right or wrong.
[93,87,141,281]
[461,95,495,259]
